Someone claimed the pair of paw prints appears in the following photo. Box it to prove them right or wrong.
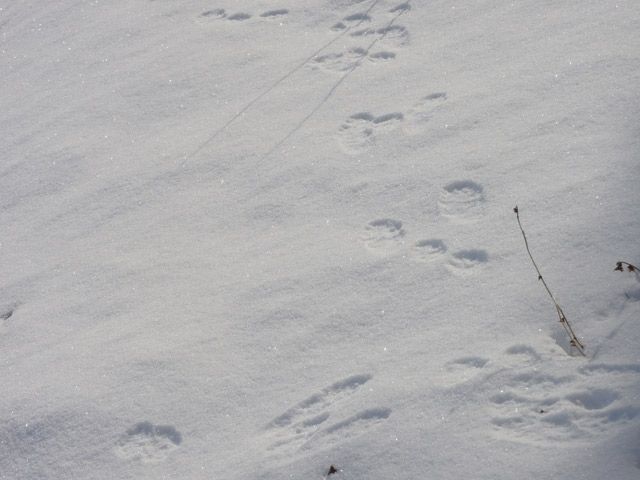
[262,374,391,455]
[199,8,288,22]
[337,92,447,154]
[360,217,489,275]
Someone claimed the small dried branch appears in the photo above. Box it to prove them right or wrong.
[614,261,638,273]
[324,465,339,478]
[513,206,585,356]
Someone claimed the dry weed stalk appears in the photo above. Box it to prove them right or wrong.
[614,261,638,273]
[513,206,585,356]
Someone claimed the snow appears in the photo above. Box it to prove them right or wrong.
[1,0,640,478]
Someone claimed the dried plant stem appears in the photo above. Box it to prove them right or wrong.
[615,261,638,272]
[514,206,585,356]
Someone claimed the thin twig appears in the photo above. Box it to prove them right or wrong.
[615,261,638,272]
[513,206,585,356]
[615,261,640,283]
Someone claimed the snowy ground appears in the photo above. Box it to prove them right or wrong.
[2,0,640,479]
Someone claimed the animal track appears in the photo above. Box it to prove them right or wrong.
[200,8,226,19]
[566,390,619,410]
[331,12,371,30]
[1,307,14,321]
[260,9,289,18]
[440,356,490,385]
[408,239,447,263]
[489,380,635,444]
[200,9,287,22]
[579,363,640,375]
[310,47,367,73]
[228,12,251,21]
[445,345,640,445]
[368,51,396,63]
[446,249,489,275]
[449,356,489,369]
[361,218,406,255]
[114,422,182,463]
[344,12,371,23]
[337,112,403,153]
[302,408,391,449]
[269,374,372,428]
[390,2,411,13]
[438,180,486,220]
[350,27,376,38]
[0,305,16,334]
[329,0,369,7]
[504,344,541,364]
[376,25,409,47]
[198,9,252,21]
[316,49,396,69]
[336,93,444,152]
[265,374,374,453]
[350,177,488,270]
[350,24,409,47]
[405,92,447,134]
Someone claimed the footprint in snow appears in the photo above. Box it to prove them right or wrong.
[361,218,406,256]
[438,180,486,221]
[227,12,251,21]
[408,239,447,263]
[1,307,15,322]
[328,0,370,10]
[200,8,226,19]
[0,304,17,334]
[200,9,288,22]
[312,47,397,73]
[404,92,447,135]
[114,422,182,463]
[264,374,375,453]
[331,12,372,31]
[336,93,444,153]
[446,249,489,276]
[377,25,410,48]
[198,9,251,21]
[437,356,490,386]
[389,3,411,13]
[260,9,289,19]
[350,25,409,48]
[368,50,396,63]
[453,345,640,445]
[310,47,368,73]
[337,112,403,154]
[489,375,636,444]
[301,407,391,450]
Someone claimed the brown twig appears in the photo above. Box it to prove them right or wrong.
[513,206,585,356]
[614,261,638,273]
[324,465,339,479]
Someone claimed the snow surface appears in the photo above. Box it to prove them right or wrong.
[2,0,640,478]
